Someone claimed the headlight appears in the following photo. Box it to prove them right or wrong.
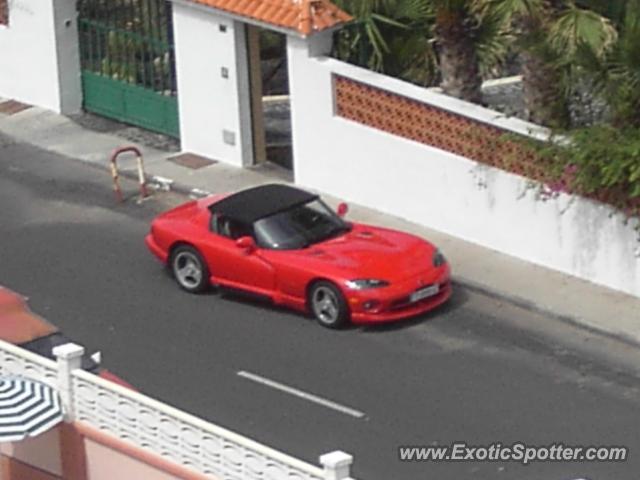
[432,249,446,267]
[345,279,390,290]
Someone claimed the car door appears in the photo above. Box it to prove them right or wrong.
[201,214,276,296]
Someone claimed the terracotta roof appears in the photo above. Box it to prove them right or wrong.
[186,0,352,36]
[0,287,58,345]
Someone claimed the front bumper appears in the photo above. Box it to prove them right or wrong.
[347,266,452,324]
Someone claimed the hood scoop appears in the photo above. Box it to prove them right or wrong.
[355,231,374,239]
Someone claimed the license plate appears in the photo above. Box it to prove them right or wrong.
[410,284,439,303]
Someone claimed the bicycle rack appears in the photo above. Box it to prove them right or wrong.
[110,146,149,203]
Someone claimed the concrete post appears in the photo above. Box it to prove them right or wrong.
[320,451,353,480]
[52,0,83,113]
[53,343,84,421]
[0,0,82,113]
[307,30,333,58]
[286,31,336,180]
[286,30,333,61]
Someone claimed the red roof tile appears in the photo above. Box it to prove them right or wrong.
[186,0,352,36]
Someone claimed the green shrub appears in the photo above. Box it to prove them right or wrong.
[524,125,640,215]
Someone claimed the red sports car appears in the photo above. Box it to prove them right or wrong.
[145,184,451,328]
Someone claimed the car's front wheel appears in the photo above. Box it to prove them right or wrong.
[309,281,349,328]
[171,245,209,293]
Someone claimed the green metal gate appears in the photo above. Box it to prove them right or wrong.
[77,0,179,137]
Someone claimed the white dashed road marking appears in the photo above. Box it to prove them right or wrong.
[237,370,366,419]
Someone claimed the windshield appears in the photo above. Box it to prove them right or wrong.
[254,199,350,250]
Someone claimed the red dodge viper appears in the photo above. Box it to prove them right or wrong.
[145,184,451,328]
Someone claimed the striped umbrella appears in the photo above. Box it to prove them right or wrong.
[0,376,64,442]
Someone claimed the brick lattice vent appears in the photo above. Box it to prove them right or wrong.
[333,75,544,180]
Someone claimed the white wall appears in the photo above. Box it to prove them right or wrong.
[0,0,81,113]
[0,426,62,477]
[287,37,640,297]
[172,3,253,167]
[85,439,184,480]
[52,0,82,113]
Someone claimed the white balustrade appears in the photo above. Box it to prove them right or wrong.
[70,369,352,480]
[0,338,355,480]
[0,339,58,387]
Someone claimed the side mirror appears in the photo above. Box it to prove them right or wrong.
[337,202,349,218]
[236,236,256,253]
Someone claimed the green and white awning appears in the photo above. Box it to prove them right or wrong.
[0,376,63,442]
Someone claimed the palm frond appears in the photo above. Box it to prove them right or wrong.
[488,0,546,22]
[389,0,431,21]
[332,0,430,75]
[549,6,617,58]
[474,4,513,76]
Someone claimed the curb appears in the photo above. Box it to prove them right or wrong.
[452,278,640,349]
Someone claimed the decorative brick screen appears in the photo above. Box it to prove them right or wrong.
[334,75,544,180]
[0,0,7,25]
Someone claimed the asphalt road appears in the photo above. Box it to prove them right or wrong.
[2,134,640,480]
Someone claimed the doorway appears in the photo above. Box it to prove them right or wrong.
[255,29,292,170]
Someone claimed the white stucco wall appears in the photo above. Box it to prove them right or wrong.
[172,2,253,167]
[287,37,640,297]
[0,425,62,476]
[0,0,81,113]
[85,439,183,480]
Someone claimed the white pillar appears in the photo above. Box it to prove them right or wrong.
[307,31,334,58]
[320,451,353,480]
[172,2,255,167]
[0,0,81,113]
[53,343,84,421]
[286,31,335,182]
[52,0,83,113]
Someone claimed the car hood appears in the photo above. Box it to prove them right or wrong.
[295,223,436,280]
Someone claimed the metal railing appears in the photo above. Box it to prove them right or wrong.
[110,145,149,202]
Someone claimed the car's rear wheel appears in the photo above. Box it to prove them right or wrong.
[309,281,349,328]
[171,245,209,293]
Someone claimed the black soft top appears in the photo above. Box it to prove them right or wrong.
[209,184,318,224]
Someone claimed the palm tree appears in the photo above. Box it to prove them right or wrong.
[577,0,628,25]
[333,0,510,101]
[491,0,616,128]
[428,0,483,101]
[332,0,438,86]
[579,0,640,127]
[429,0,511,102]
